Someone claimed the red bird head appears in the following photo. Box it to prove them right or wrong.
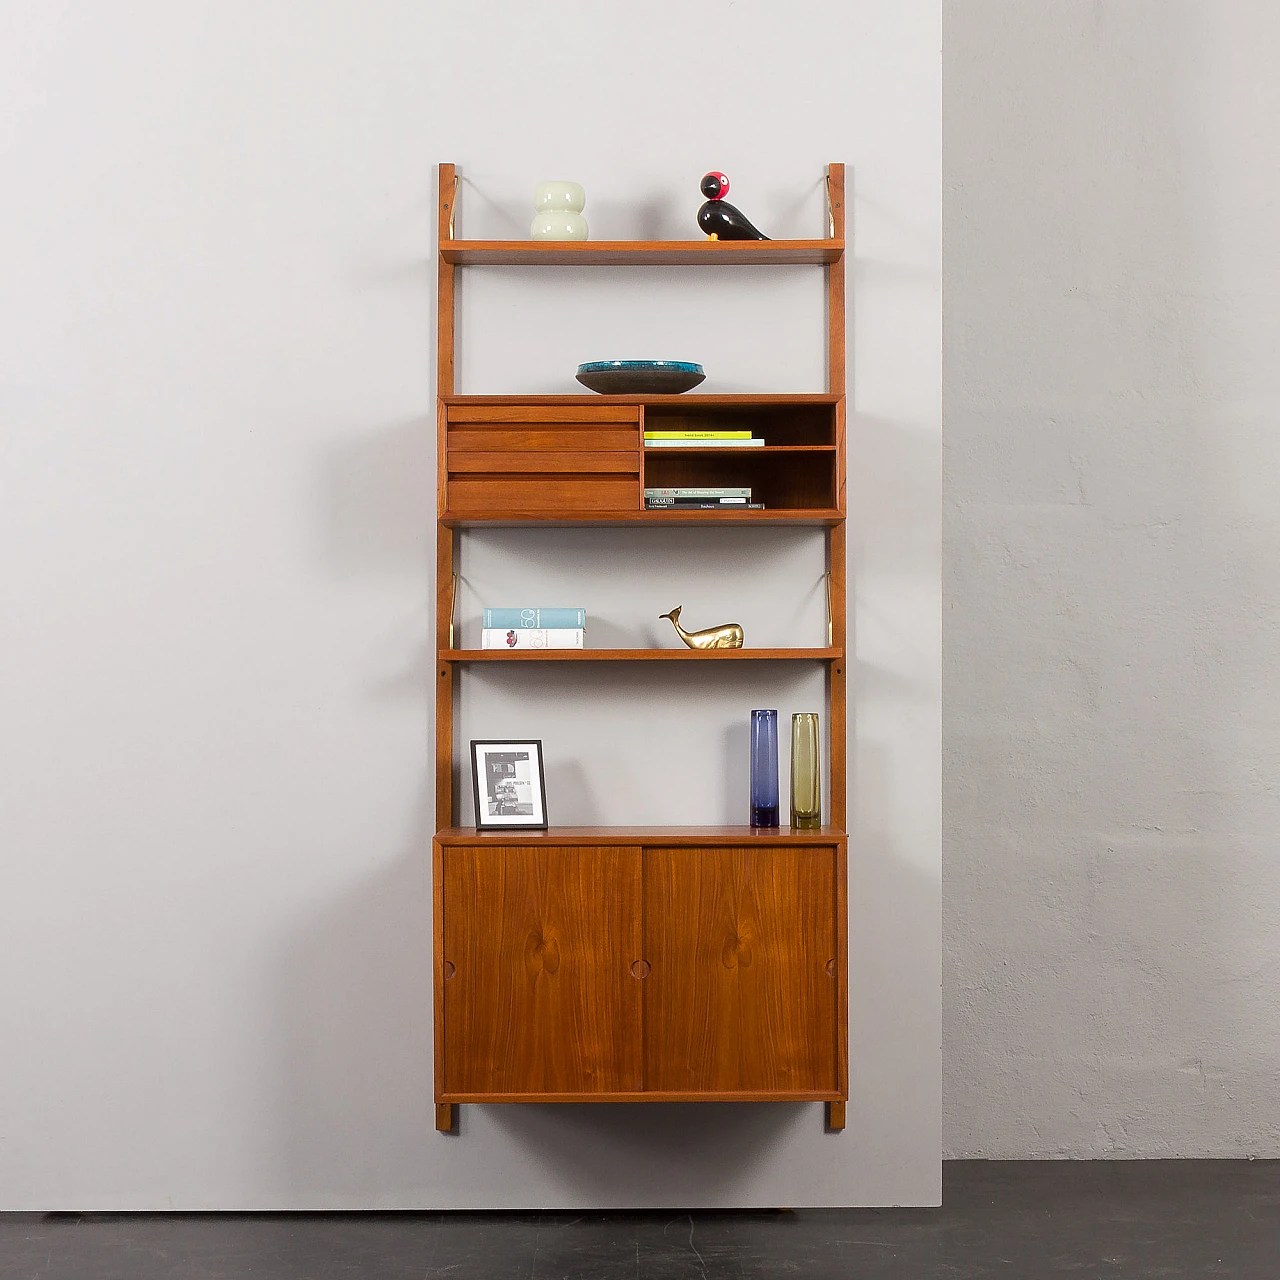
[699,171,730,201]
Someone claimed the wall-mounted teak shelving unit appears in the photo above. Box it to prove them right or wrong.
[433,162,848,1135]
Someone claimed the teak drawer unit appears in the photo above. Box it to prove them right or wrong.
[433,830,848,1116]
[443,404,641,519]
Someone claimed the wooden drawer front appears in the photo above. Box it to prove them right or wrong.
[449,451,637,474]
[450,426,639,452]
[446,407,640,517]
[448,474,638,515]
[448,405,638,423]
[447,407,639,457]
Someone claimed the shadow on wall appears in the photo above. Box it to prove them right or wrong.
[282,272,939,1202]
[482,1102,802,1202]
[273,805,435,1206]
[268,779,939,1206]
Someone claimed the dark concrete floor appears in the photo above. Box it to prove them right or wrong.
[1,1161,1277,1279]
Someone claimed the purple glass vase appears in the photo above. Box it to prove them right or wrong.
[750,709,780,827]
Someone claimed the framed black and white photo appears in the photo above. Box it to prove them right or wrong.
[470,740,548,831]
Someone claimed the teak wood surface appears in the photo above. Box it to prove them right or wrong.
[439,648,844,663]
[440,240,843,266]
[435,827,847,846]
[442,399,839,522]
[435,841,847,1107]
[441,509,845,528]
[441,845,644,1096]
[432,164,849,1134]
[642,846,838,1094]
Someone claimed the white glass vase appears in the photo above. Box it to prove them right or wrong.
[531,180,587,241]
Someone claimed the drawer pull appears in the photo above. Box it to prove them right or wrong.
[630,959,651,979]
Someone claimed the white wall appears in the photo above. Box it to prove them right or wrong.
[945,1,1280,1157]
[0,1,941,1207]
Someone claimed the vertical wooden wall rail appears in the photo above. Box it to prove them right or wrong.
[436,529,457,828]
[436,165,458,831]
[827,161,849,1134]
[435,164,459,1133]
[825,161,848,834]
[438,163,457,400]
[827,523,847,832]
[826,163,846,399]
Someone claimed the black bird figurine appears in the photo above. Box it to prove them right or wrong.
[697,171,769,241]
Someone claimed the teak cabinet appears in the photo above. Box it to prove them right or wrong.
[432,164,849,1135]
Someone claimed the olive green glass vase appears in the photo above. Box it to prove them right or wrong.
[790,713,822,830]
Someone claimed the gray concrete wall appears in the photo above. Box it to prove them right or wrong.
[945,1,1280,1157]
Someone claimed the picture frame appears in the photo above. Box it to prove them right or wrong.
[470,740,549,831]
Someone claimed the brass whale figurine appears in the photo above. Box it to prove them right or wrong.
[659,605,744,650]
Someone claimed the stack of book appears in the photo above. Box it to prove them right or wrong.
[643,429,766,448]
[480,607,586,650]
[644,487,763,510]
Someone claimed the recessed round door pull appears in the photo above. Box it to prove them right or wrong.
[826,959,836,977]
[630,959,651,979]
[443,961,456,980]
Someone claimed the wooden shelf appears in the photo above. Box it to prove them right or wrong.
[440,240,843,267]
[435,825,846,846]
[440,647,842,663]
[643,445,836,454]
[439,1090,843,1103]
[443,508,844,527]
[443,394,841,406]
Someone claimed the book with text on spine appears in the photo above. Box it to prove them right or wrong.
[645,502,765,510]
[644,438,766,448]
[644,487,752,498]
[643,430,753,440]
[481,628,586,650]
[645,496,751,506]
[482,608,586,629]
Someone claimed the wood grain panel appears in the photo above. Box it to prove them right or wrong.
[441,845,643,1095]
[448,405,639,423]
[828,522,847,830]
[446,475,639,515]
[436,165,455,399]
[438,648,843,663]
[448,427,639,452]
[442,509,843,528]
[826,163,846,398]
[444,395,840,407]
[440,240,844,266]
[642,846,838,1093]
[448,451,638,474]
[436,826,846,846]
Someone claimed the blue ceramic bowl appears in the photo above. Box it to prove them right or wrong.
[576,360,706,395]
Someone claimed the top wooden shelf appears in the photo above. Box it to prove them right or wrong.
[439,240,843,267]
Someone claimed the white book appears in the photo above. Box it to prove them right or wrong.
[481,628,586,650]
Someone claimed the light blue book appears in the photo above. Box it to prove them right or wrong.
[483,608,587,630]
